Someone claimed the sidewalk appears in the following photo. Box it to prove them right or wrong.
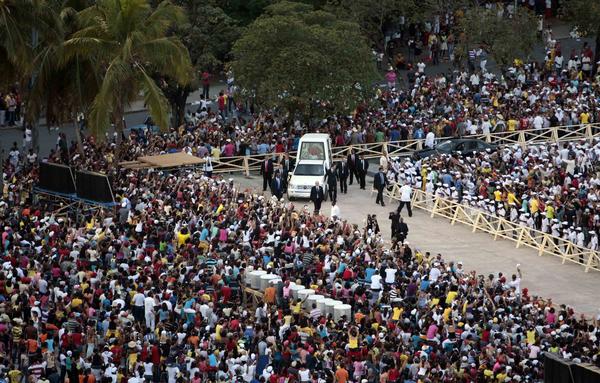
[125,81,228,114]
[0,81,228,132]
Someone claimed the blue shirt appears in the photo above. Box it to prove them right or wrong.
[365,267,377,282]
[200,228,209,241]
[258,143,269,154]
[441,173,453,186]
[337,262,347,275]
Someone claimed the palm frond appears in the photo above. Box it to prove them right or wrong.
[138,65,170,132]
[62,36,117,64]
[88,58,131,137]
[144,1,187,38]
[140,37,192,84]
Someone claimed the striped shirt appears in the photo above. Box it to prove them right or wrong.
[302,253,313,267]
[309,308,322,320]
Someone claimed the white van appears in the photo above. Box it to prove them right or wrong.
[287,133,333,200]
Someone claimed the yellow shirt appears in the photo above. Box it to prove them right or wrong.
[128,352,138,366]
[430,298,440,307]
[349,335,358,349]
[546,205,555,219]
[71,297,83,308]
[529,198,539,214]
[445,291,458,305]
[526,330,536,345]
[215,324,223,342]
[443,307,452,321]
[507,119,518,131]
[9,370,22,383]
[580,112,590,124]
[292,302,302,314]
[507,192,519,206]
[177,232,190,247]
[493,190,502,202]
[392,307,403,321]
[415,251,423,264]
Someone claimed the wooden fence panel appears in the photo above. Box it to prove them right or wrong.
[398,189,600,273]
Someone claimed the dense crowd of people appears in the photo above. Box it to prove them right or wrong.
[383,138,600,251]
[1,159,600,383]
[2,8,600,383]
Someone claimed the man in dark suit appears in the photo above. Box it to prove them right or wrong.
[337,160,349,194]
[271,171,284,200]
[325,164,338,202]
[309,181,325,214]
[346,150,357,185]
[280,153,291,193]
[356,154,369,190]
[259,155,274,192]
[373,166,388,206]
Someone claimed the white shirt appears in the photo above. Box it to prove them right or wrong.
[166,366,180,383]
[533,116,544,130]
[425,132,435,148]
[143,362,153,376]
[400,185,412,202]
[330,205,341,219]
[385,268,397,284]
[132,293,145,307]
[370,275,383,290]
[144,296,155,313]
[429,267,441,282]
[507,277,521,294]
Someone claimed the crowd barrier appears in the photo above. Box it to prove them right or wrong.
[383,185,600,273]
[202,122,600,175]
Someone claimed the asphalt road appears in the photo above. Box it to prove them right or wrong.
[0,97,221,159]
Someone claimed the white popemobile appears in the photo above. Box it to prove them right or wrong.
[287,133,333,200]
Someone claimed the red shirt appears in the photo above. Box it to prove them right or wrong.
[151,345,160,364]
[201,72,210,85]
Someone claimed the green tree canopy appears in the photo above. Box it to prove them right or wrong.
[231,0,378,121]
[27,0,99,130]
[160,0,240,127]
[566,0,600,68]
[457,6,537,69]
[0,0,60,87]
[327,0,417,51]
[63,0,192,138]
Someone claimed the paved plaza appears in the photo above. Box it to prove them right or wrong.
[231,173,600,316]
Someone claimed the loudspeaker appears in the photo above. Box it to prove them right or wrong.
[544,353,573,383]
[38,162,76,194]
[544,353,600,383]
[75,171,115,203]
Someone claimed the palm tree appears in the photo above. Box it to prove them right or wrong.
[63,0,192,140]
[26,0,99,152]
[0,0,35,85]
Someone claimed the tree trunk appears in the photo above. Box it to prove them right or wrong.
[73,117,83,154]
[114,103,125,167]
[32,120,39,154]
[170,88,190,129]
[594,27,600,76]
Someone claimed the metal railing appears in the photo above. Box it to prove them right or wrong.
[383,185,600,273]
[121,123,600,173]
